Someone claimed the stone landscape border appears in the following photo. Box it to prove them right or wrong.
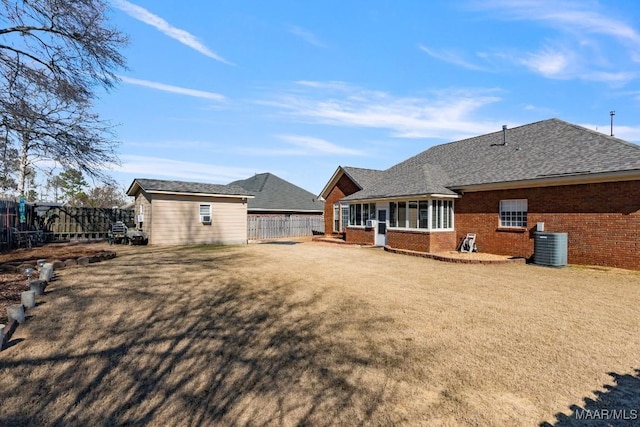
[311,236,527,265]
[0,250,117,350]
[384,246,527,265]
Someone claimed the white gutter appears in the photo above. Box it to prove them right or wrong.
[450,169,640,192]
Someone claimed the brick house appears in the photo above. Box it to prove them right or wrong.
[319,118,640,270]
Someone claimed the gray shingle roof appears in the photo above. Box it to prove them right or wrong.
[230,173,323,212]
[127,178,251,197]
[343,118,640,201]
[342,167,385,189]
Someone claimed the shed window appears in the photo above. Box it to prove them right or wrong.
[199,204,212,223]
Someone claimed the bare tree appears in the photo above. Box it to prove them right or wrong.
[81,184,128,208]
[0,0,127,196]
[0,0,127,98]
[0,121,19,192]
[2,65,120,194]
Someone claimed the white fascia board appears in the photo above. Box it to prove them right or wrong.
[451,170,640,192]
[147,190,255,199]
[344,193,460,203]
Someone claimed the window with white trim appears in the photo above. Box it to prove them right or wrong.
[199,204,212,223]
[341,205,349,231]
[389,199,453,230]
[333,203,340,232]
[499,199,527,228]
[432,199,453,230]
[348,203,376,227]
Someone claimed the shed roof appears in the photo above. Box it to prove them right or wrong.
[342,118,640,201]
[230,173,323,212]
[126,178,252,198]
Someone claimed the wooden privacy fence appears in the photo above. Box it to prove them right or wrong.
[45,206,134,241]
[247,215,324,240]
[0,199,134,250]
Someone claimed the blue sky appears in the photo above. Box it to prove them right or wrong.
[100,0,640,195]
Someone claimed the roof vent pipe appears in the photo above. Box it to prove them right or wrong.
[502,125,507,145]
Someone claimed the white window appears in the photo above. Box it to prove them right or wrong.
[199,204,212,223]
[341,205,349,231]
[500,199,527,228]
[348,203,377,227]
[389,199,453,230]
[431,199,453,230]
[333,203,340,232]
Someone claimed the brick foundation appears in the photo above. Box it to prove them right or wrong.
[386,229,457,253]
[345,227,374,245]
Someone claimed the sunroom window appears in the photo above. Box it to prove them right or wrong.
[389,199,453,230]
[348,202,376,226]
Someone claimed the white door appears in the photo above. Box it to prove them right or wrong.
[375,208,387,246]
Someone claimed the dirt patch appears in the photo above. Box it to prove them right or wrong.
[0,242,117,318]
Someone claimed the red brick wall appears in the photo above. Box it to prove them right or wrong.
[323,174,361,236]
[455,180,640,270]
[386,229,457,252]
[430,231,458,252]
[345,227,374,245]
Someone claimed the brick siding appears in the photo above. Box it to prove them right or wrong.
[345,227,375,245]
[323,174,361,236]
[386,229,457,253]
[323,173,639,270]
[455,180,640,270]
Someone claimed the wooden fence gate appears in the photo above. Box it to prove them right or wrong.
[247,215,324,240]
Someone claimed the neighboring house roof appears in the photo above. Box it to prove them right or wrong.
[342,118,640,201]
[126,178,253,198]
[230,173,323,212]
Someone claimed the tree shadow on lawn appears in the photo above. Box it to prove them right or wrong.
[541,370,640,426]
[0,249,400,426]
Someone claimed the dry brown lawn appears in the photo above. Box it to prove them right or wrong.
[1,241,639,426]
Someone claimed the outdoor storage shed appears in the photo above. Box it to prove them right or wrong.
[126,178,254,246]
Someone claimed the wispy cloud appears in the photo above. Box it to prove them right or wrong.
[289,25,326,48]
[519,46,572,78]
[238,134,364,157]
[277,135,363,155]
[418,45,487,71]
[120,76,226,101]
[262,81,503,140]
[579,123,640,143]
[116,155,254,182]
[475,0,640,45]
[469,1,640,83]
[112,0,233,65]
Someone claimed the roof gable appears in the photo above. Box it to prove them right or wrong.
[319,166,384,199]
[230,173,323,212]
